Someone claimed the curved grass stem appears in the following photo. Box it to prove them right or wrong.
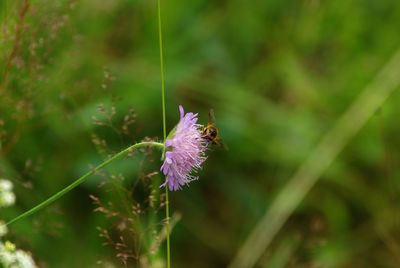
[6,141,165,226]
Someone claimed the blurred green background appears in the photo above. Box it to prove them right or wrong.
[2,0,400,267]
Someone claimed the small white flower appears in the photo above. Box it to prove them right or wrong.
[0,242,16,266]
[14,250,37,268]
[1,192,16,207]
[0,179,13,192]
[0,179,15,207]
[0,250,16,266]
[0,241,38,268]
[0,221,7,237]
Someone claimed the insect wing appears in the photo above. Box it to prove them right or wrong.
[208,109,216,125]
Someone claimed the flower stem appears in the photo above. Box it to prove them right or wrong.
[158,1,166,142]
[6,141,165,226]
[156,0,171,267]
[165,184,170,266]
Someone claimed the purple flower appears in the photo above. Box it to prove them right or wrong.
[160,105,208,191]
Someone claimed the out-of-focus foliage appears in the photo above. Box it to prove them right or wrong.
[1,0,400,267]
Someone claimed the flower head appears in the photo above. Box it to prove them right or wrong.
[0,241,37,268]
[0,221,7,237]
[0,179,15,207]
[161,105,208,191]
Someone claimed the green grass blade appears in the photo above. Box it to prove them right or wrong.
[156,0,171,267]
[230,48,400,268]
[6,141,164,226]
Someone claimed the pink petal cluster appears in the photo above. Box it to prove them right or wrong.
[160,105,207,191]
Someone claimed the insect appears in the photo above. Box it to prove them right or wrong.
[202,109,220,146]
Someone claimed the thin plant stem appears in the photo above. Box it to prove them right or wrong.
[6,141,165,226]
[164,185,170,266]
[158,2,166,142]
[156,0,171,267]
